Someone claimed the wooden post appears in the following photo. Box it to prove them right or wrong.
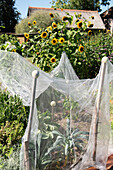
[24,141,30,170]
[24,70,39,170]
[93,57,108,161]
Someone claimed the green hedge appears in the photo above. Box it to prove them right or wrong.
[15,10,61,34]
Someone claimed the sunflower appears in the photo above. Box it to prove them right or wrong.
[91,16,94,19]
[79,45,84,53]
[88,30,92,36]
[61,8,63,11]
[59,37,65,44]
[88,21,93,27]
[33,20,36,25]
[24,33,29,39]
[78,13,82,17]
[47,26,52,32]
[12,49,16,52]
[88,21,91,24]
[62,16,68,21]
[88,24,94,27]
[52,22,57,29]
[50,57,56,63]
[41,32,47,38]
[77,21,82,28]
[49,13,54,18]
[28,22,31,26]
[51,38,57,45]
[76,19,79,22]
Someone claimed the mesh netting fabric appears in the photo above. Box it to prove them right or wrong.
[0,50,113,170]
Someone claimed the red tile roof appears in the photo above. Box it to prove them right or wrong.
[28,6,98,13]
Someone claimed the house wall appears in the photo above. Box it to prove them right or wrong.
[110,19,113,33]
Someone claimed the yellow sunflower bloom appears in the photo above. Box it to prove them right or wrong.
[88,21,93,27]
[24,33,29,39]
[52,22,57,29]
[49,13,54,18]
[78,13,82,17]
[41,32,47,38]
[76,19,79,22]
[12,49,16,52]
[28,22,31,26]
[88,24,94,27]
[91,16,94,19]
[79,45,84,53]
[59,37,65,44]
[61,8,63,11]
[88,30,92,36]
[50,57,56,63]
[33,20,36,25]
[47,26,52,32]
[62,16,68,21]
[77,21,82,28]
[51,38,57,45]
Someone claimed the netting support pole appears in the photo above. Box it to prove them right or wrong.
[93,57,108,161]
[24,70,39,170]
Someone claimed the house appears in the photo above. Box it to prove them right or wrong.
[100,6,113,33]
[27,7,105,30]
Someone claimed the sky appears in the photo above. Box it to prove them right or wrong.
[15,0,113,20]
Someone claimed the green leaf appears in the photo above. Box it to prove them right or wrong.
[37,132,42,158]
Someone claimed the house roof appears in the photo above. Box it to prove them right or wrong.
[27,7,105,30]
[100,6,113,19]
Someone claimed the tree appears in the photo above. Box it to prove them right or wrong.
[51,0,111,12]
[0,0,20,32]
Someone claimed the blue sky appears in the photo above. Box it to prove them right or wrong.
[15,0,113,20]
[15,0,51,19]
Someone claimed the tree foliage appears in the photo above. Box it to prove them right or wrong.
[51,0,111,12]
[0,0,20,32]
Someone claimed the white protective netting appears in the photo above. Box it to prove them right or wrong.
[0,50,113,170]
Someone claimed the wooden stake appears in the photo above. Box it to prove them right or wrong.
[93,57,108,161]
[24,70,39,170]
[24,141,30,170]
